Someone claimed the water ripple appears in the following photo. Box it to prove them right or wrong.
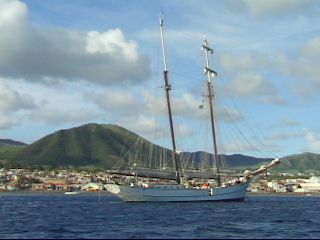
[1,193,320,239]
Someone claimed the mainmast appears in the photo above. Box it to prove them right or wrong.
[159,14,181,184]
[202,35,221,187]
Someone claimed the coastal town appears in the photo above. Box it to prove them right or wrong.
[1,168,320,194]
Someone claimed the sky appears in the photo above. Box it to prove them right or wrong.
[0,0,320,158]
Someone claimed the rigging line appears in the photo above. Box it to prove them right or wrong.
[216,100,257,154]
[215,101,239,156]
[125,136,141,169]
[156,145,162,169]
[216,75,277,158]
[196,118,207,173]
[209,98,227,166]
[148,141,152,168]
[215,104,246,174]
[183,153,192,172]
[159,145,164,170]
[216,104,238,145]
[137,138,144,167]
[216,97,268,157]
[119,132,129,160]
[213,73,272,156]
[215,119,229,171]
[203,121,211,173]
[155,144,159,170]
[151,143,156,169]
[192,151,198,171]
[119,136,140,165]
[112,136,132,170]
[160,146,164,169]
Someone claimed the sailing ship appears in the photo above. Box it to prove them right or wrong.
[105,15,280,202]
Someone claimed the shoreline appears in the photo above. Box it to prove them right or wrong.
[247,191,320,196]
[1,190,319,196]
[0,190,112,195]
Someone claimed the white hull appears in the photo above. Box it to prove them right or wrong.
[105,181,250,202]
[65,191,83,195]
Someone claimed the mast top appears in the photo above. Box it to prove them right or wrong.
[159,11,164,26]
[202,34,217,83]
[159,12,168,71]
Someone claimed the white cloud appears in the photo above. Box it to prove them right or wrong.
[267,131,303,141]
[86,29,138,62]
[0,114,20,129]
[306,131,320,152]
[90,90,204,119]
[219,52,269,73]
[143,91,244,122]
[0,78,35,112]
[228,71,286,105]
[117,114,195,146]
[0,0,150,85]
[276,37,320,98]
[303,37,320,57]
[171,93,205,118]
[87,90,142,115]
[118,115,168,140]
[221,138,281,155]
[231,72,273,96]
[30,108,99,125]
[215,105,244,123]
[175,123,194,138]
[0,0,27,24]
[241,0,315,16]
[271,118,301,128]
[277,54,320,83]
[141,92,166,116]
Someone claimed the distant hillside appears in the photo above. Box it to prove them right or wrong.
[0,139,27,147]
[0,139,27,167]
[275,152,320,173]
[182,152,272,170]
[0,123,271,170]
[1,123,319,173]
[3,123,172,169]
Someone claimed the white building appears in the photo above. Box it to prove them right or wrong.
[267,181,286,192]
[293,177,320,193]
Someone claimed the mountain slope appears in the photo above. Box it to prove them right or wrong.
[182,151,272,170]
[1,123,319,172]
[6,123,172,169]
[275,152,320,172]
[0,123,270,170]
[0,139,27,147]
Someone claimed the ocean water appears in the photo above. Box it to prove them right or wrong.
[0,192,319,239]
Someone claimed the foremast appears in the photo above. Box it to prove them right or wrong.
[202,35,221,187]
[160,14,181,184]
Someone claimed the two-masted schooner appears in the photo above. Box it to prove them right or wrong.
[105,15,280,202]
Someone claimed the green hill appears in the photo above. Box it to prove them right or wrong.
[2,123,172,170]
[275,152,320,173]
[0,139,27,167]
[0,123,270,170]
[0,139,27,146]
[182,151,272,170]
[1,123,320,173]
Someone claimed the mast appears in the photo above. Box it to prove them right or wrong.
[202,34,221,187]
[159,14,181,184]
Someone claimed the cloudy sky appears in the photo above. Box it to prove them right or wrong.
[0,0,320,158]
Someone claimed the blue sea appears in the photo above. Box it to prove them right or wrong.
[0,192,319,239]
